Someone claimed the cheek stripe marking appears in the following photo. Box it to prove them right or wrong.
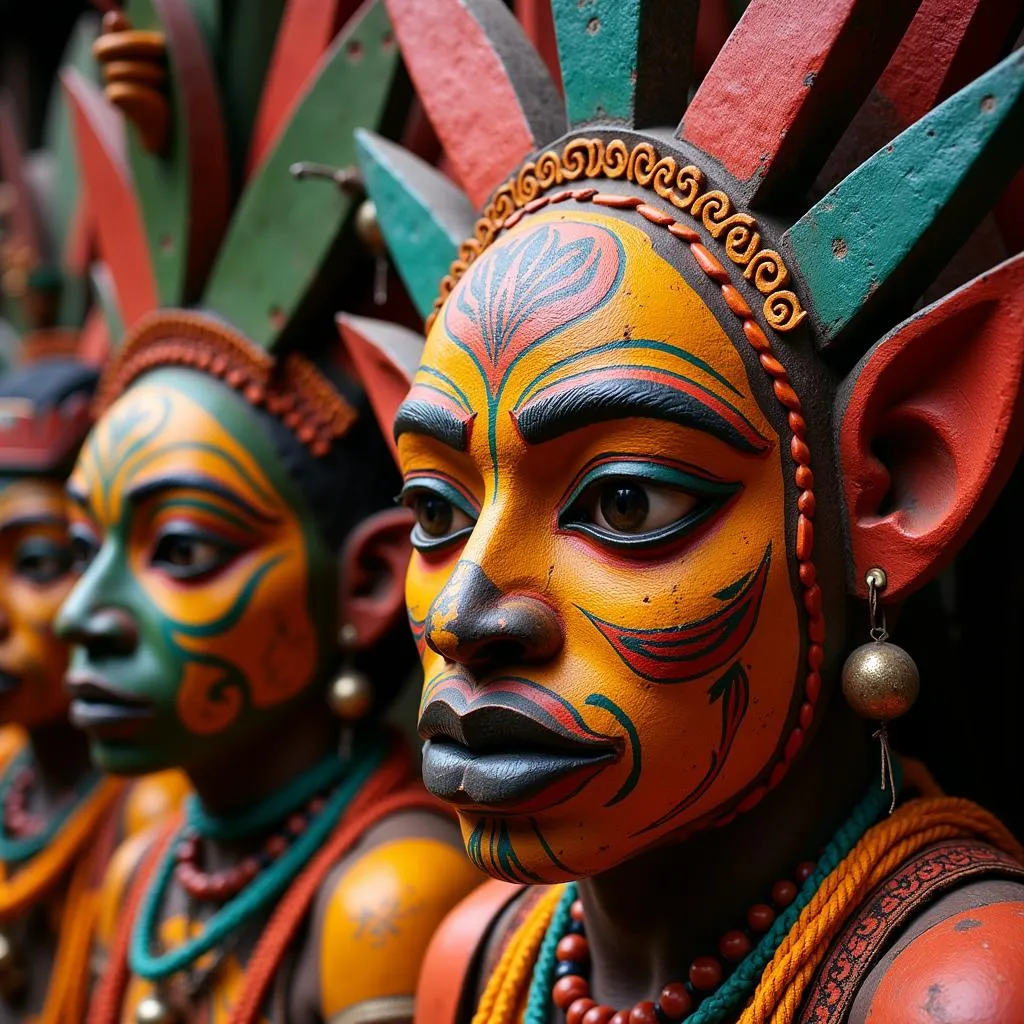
[633,662,750,836]
[579,543,771,684]
[585,693,641,806]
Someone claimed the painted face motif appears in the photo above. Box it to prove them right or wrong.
[398,209,801,882]
[0,478,78,728]
[57,368,334,775]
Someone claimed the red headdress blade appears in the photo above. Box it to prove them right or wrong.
[337,313,424,465]
[383,0,563,207]
[61,67,158,327]
[246,0,362,175]
[679,0,922,207]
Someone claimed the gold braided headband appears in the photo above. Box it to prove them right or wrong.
[426,137,808,336]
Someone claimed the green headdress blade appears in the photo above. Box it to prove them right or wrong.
[202,0,406,350]
[217,0,286,183]
[783,48,1024,354]
[551,0,697,130]
[40,10,101,325]
[122,0,230,307]
[355,129,475,320]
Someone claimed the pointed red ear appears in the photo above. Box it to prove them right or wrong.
[337,313,424,465]
[837,252,1024,601]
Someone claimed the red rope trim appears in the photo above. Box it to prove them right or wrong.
[95,309,358,458]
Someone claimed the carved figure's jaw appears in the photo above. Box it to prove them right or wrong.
[0,478,77,729]
[59,368,332,776]
[399,210,802,882]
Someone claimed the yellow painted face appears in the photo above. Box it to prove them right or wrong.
[0,478,78,728]
[397,210,800,881]
[58,369,332,775]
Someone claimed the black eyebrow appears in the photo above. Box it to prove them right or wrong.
[394,400,469,451]
[124,473,279,523]
[513,377,770,454]
[0,513,65,538]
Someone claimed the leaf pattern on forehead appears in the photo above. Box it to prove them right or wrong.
[444,221,624,394]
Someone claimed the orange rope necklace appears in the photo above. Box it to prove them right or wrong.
[0,736,125,1024]
[473,795,1023,1024]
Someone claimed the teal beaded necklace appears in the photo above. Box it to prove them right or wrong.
[524,769,900,1024]
[0,748,103,864]
[130,738,386,981]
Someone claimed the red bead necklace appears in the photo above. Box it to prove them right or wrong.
[3,763,47,838]
[551,861,816,1024]
[174,794,328,902]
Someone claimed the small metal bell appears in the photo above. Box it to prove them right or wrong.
[0,930,26,1001]
[135,994,183,1024]
[841,641,920,721]
[841,567,920,721]
[327,669,373,722]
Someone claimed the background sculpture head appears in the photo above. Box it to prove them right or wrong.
[54,0,417,777]
[0,357,96,730]
[350,0,1024,881]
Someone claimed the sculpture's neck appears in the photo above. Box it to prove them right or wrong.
[185,694,339,822]
[27,717,94,806]
[575,703,873,1010]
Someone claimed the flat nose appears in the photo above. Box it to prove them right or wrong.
[58,607,139,658]
[425,561,563,673]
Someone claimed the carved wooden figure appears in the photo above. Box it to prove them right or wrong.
[348,0,1024,1020]
[0,17,186,1023]
[59,2,484,1022]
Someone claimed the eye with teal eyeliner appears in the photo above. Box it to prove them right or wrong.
[14,536,74,585]
[558,458,741,551]
[150,520,243,581]
[400,474,479,553]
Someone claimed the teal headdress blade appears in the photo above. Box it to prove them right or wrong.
[784,47,1024,353]
[202,0,407,350]
[355,129,475,320]
[551,0,697,130]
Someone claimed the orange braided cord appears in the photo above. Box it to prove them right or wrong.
[739,796,1024,1024]
[0,778,125,919]
[471,885,566,1024]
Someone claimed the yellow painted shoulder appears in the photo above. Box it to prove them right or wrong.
[120,769,190,837]
[319,837,484,1022]
[95,827,156,959]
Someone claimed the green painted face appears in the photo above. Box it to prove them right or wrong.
[55,367,336,775]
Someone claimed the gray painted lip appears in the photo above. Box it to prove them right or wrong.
[422,739,616,810]
[66,673,156,739]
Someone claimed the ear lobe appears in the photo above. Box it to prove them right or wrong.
[837,252,1024,601]
[337,314,424,466]
[338,507,414,650]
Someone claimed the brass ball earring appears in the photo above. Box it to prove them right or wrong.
[841,567,920,811]
[327,623,374,759]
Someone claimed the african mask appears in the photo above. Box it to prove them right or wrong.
[345,0,1024,882]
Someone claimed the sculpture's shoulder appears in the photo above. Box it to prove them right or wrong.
[859,883,1024,1024]
[119,770,190,838]
[308,807,485,1024]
